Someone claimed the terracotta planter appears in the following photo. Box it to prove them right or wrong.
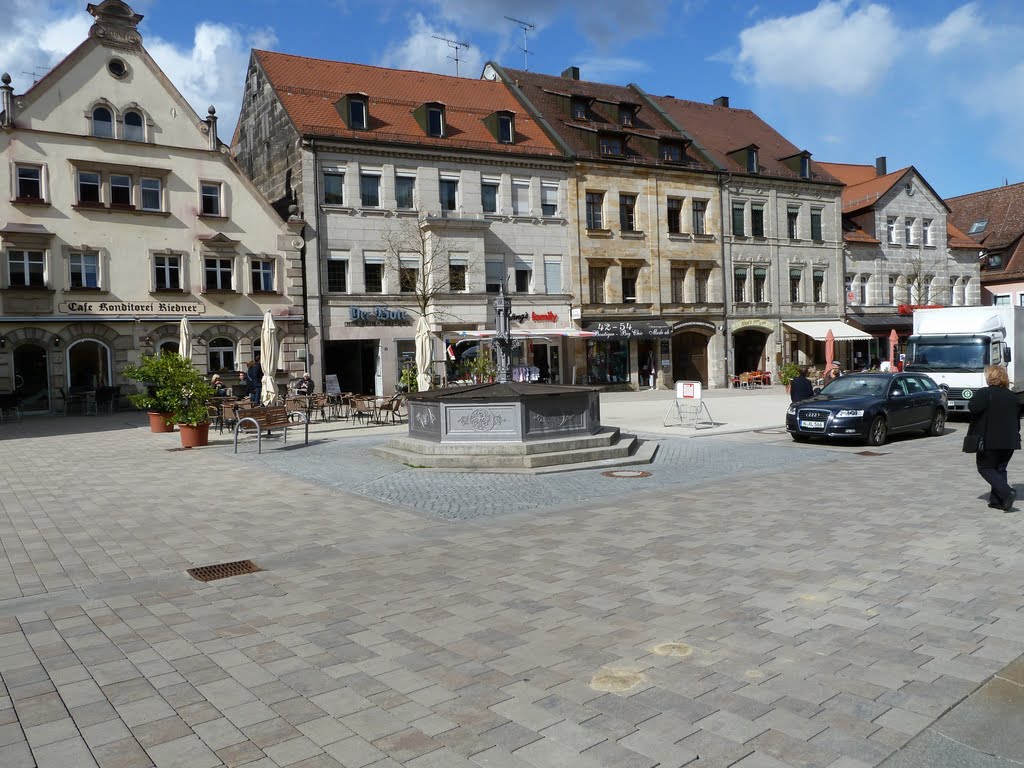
[148,412,175,433]
[178,422,210,448]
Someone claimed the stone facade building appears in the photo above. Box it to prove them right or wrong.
[945,182,1024,306]
[821,158,980,363]
[0,0,304,413]
[235,52,573,395]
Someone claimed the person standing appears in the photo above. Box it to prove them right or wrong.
[967,365,1022,511]
[246,358,263,404]
[789,367,814,402]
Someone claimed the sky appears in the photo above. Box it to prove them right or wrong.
[2,0,1022,199]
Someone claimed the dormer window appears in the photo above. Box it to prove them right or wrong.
[619,106,634,127]
[800,155,811,178]
[124,110,145,141]
[599,135,623,156]
[92,106,114,138]
[497,113,513,143]
[746,147,759,173]
[427,105,445,137]
[349,98,367,130]
[660,142,683,162]
[571,99,588,120]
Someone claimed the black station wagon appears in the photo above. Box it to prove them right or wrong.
[786,372,947,446]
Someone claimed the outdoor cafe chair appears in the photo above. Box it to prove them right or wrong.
[350,396,378,425]
[377,393,406,424]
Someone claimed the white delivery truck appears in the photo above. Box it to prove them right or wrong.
[905,306,1024,412]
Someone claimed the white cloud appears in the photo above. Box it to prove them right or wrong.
[734,1,900,94]
[0,0,85,85]
[926,3,987,55]
[378,13,482,77]
[147,23,276,134]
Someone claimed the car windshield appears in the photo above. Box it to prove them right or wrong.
[820,377,888,398]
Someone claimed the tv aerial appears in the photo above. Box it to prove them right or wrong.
[505,16,534,70]
[431,35,470,77]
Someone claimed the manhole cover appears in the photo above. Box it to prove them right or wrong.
[601,470,652,478]
[855,451,888,456]
[187,560,262,582]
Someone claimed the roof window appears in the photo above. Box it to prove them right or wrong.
[968,219,988,235]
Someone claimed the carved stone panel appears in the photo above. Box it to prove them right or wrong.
[408,401,441,442]
[442,403,521,442]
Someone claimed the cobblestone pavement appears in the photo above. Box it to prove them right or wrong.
[1,414,1023,768]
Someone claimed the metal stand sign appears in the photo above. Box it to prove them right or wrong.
[663,380,715,428]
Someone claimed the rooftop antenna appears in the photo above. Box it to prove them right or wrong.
[505,16,534,70]
[21,68,46,84]
[431,35,470,77]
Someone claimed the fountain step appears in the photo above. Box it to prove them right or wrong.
[383,426,621,456]
[371,433,657,474]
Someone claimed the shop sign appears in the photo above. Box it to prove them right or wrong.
[896,304,940,316]
[675,320,717,332]
[590,320,671,338]
[59,300,206,314]
[509,312,529,323]
[732,318,773,331]
[532,311,559,323]
[347,306,411,325]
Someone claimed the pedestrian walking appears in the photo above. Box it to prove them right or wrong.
[789,367,814,402]
[966,364,1022,511]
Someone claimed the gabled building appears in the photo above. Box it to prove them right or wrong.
[820,158,980,364]
[945,182,1024,305]
[483,63,726,388]
[0,0,305,412]
[235,52,573,395]
[647,94,847,375]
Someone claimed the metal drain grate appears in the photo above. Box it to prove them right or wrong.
[187,560,261,582]
[601,469,652,478]
[855,451,888,457]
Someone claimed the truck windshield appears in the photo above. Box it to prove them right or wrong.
[906,338,990,372]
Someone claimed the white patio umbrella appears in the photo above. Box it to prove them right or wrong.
[415,314,432,392]
[260,310,279,405]
[178,317,192,361]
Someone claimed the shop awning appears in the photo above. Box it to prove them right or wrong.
[450,328,596,339]
[583,320,672,338]
[783,320,873,341]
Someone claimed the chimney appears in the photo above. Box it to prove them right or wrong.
[875,156,887,176]
[713,96,729,107]
[1,73,13,128]
[560,66,580,80]
[206,105,218,150]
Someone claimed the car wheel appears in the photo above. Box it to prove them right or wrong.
[867,416,887,446]
[927,408,946,436]
[791,434,810,442]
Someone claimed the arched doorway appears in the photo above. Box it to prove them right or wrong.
[672,332,709,386]
[734,329,768,374]
[13,343,50,412]
[67,340,111,389]
[158,340,179,355]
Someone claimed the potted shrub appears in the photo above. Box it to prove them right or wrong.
[779,362,801,392]
[174,377,215,448]
[122,352,182,432]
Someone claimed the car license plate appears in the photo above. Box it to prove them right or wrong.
[800,420,824,429]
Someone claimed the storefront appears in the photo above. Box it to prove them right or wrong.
[846,311,915,366]
[1,300,304,413]
[782,319,873,370]
[324,305,416,396]
[582,320,672,389]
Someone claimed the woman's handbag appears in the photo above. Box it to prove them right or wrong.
[962,433,983,453]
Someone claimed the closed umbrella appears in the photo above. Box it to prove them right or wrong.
[415,315,432,392]
[888,328,899,367]
[260,310,279,405]
[179,317,192,362]
[824,328,835,377]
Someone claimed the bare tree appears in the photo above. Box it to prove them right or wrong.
[381,216,464,321]
[899,249,949,305]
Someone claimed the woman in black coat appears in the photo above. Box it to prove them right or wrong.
[967,365,1022,511]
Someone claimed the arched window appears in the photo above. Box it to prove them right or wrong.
[124,110,145,141]
[67,339,112,390]
[92,106,114,138]
[158,341,179,355]
[208,338,235,373]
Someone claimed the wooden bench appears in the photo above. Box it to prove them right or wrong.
[233,405,308,454]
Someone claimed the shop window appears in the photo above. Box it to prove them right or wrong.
[586,339,628,385]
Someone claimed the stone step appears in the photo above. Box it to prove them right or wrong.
[383,426,621,457]
[371,434,657,474]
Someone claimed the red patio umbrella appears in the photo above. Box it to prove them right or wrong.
[824,328,835,375]
[888,328,899,367]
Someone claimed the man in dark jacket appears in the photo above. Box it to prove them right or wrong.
[789,367,814,402]
[246,359,263,404]
[968,365,1022,511]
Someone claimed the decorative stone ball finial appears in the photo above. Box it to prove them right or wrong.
[1,73,11,85]
[207,105,216,116]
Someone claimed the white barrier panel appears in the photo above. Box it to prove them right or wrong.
[665,380,713,429]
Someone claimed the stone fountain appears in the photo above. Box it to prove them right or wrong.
[372,286,657,473]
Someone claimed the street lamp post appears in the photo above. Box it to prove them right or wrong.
[493,281,513,384]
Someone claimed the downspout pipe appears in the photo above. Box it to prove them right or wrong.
[718,171,732,387]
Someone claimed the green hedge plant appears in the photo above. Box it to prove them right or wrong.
[122,352,215,426]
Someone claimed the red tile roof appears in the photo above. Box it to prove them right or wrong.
[649,96,840,185]
[946,182,1024,250]
[818,162,911,213]
[495,66,714,169]
[254,51,561,157]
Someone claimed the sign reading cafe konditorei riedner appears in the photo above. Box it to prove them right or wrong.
[58,301,207,315]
